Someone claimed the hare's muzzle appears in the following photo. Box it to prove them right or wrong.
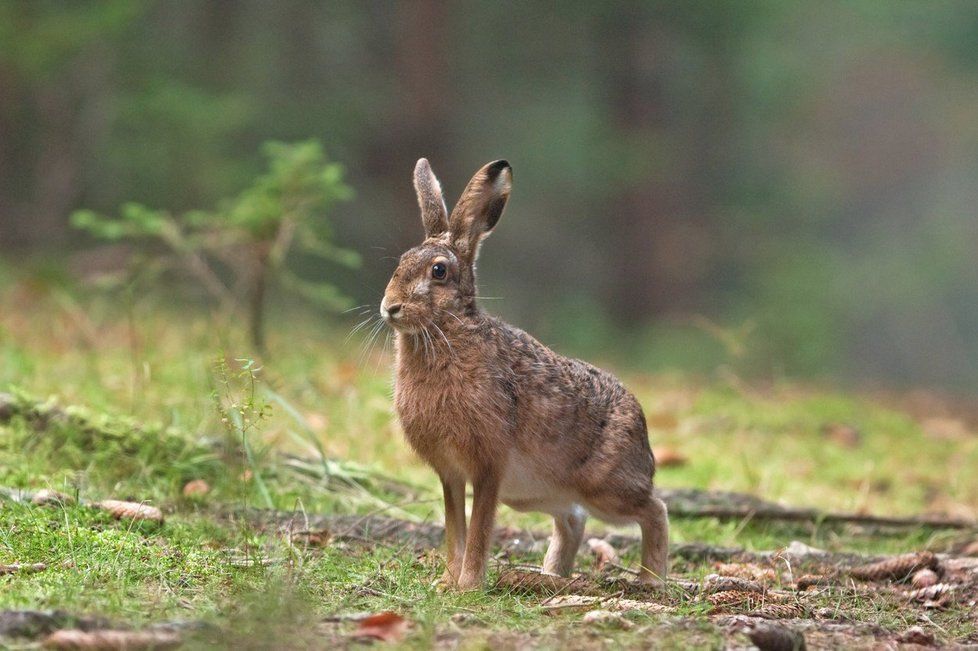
[380,300,402,323]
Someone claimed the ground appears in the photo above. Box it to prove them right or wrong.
[1,281,977,649]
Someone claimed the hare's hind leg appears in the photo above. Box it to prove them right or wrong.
[637,495,669,585]
[583,489,669,585]
[542,504,587,577]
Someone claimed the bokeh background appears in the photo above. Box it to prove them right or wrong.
[3,0,978,389]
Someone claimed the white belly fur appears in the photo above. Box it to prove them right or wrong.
[498,455,576,515]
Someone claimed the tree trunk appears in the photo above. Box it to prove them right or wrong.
[593,5,729,324]
[249,250,269,356]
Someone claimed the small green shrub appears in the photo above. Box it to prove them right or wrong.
[71,140,359,352]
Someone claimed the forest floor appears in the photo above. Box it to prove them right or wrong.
[1,281,978,649]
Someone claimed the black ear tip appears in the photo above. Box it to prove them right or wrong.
[486,159,511,181]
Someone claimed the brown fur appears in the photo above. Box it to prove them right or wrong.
[382,159,668,590]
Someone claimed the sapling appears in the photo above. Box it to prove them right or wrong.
[72,140,358,352]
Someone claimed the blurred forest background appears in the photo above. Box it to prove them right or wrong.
[2,0,978,389]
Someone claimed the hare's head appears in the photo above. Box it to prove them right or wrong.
[381,158,511,332]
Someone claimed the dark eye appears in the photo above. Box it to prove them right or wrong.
[431,262,447,280]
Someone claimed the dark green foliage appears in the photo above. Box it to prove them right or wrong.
[2,2,978,384]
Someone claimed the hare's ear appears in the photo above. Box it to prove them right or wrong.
[449,160,511,262]
[414,158,449,237]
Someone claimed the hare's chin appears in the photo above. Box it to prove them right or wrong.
[384,319,419,335]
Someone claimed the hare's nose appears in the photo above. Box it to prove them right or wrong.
[386,303,402,316]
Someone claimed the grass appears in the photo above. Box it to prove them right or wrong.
[1,276,977,648]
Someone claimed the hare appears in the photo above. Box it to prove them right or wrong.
[381,158,668,591]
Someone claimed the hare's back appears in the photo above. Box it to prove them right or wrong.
[493,320,653,469]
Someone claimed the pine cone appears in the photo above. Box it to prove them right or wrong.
[906,583,957,604]
[707,590,765,610]
[795,574,833,591]
[94,500,164,524]
[849,552,936,582]
[703,574,765,594]
[752,602,806,620]
[713,562,778,583]
[495,569,593,596]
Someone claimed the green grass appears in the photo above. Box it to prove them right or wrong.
[1,279,977,648]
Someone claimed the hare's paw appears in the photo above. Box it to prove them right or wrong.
[456,571,484,592]
[436,568,460,591]
[636,569,666,590]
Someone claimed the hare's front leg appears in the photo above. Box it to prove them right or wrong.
[439,472,467,586]
[457,470,501,591]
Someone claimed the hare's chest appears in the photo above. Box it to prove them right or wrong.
[394,379,469,435]
[393,369,504,470]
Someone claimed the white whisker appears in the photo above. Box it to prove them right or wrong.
[443,310,465,326]
[358,319,386,366]
[429,320,455,360]
[345,315,377,343]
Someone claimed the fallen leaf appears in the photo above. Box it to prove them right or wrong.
[94,500,164,524]
[652,447,687,468]
[961,540,978,557]
[586,538,619,571]
[182,479,210,498]
[43,629,181,649]
[353,612,409,643]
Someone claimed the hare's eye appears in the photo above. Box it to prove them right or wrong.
[431,262,447,280]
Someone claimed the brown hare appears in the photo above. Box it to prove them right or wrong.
[381,158,668,591]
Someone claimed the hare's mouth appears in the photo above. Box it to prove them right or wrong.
[380,308,414,333]
[386,321,420,335]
